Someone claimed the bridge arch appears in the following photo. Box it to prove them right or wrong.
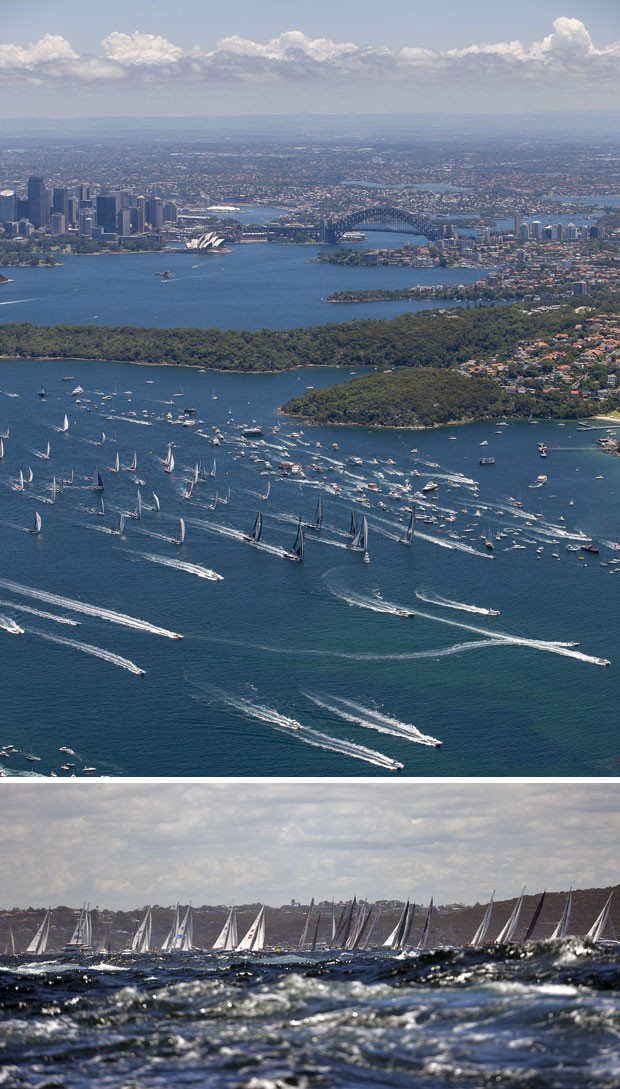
[324,206,443,244]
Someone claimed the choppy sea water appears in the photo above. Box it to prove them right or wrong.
[0,360,619,777]
[1,945,619,1088]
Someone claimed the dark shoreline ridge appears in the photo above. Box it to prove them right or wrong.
[1,301,616,424]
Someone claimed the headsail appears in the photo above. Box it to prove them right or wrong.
[495,887,526,944]
[291,519,304,561]
[131,907,152,954]
[550,889,573,940]
[175,517,186,545]
[249,510,262,543]
[470,892,495,947]
[30,511,42,535]
[213,906,238,951]
[585,890,615,943]
[25,909,51,955]
[236,906,266,952]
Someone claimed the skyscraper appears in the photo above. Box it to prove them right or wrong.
[27,176,49,228]
[0,189,16,222]
[96,193,119,234]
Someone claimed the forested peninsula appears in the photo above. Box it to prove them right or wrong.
[0,302,614,426]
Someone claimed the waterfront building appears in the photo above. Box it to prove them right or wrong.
[50,212,66,235]
[96,193,119,234]
[117,209,132,236]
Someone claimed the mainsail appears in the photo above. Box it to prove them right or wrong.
[30,511,42,536]
[585,891,615,943]
[417,898,434,949]
[25,909,51,955]
[236,906,266,952]
[523,891,546,942]
[550,889,573,940]
[213,906,238,951]
[400,507,416,546]
[249,511,262,543]
[161,905,180,953]
[470,892,495,947]
[175,518,186,545]
[130,907,152,954]
[291,520,304,561]
[495,887,526,944]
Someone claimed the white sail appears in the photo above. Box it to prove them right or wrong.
[116,513,125,536]
[213,906,238,951]
[236,906,266,952]
[349,515,368,551]
[110,452,120,473]
[585,891,614,943]
[98,495,105,516]
[175,518,185,545]
[383,900,414,951]
[290,520,304,561]
[161,905,179,953]
[62,414,69,433]
[17,469,24,491]
[170,905,193,952]
[550,889,573,940]
[25,909,51,955]
[470,892,495,947]
[65,904,92,952]
[152,492,160,512]
[417,898,434,949]
[495,888,526,944]
[400,507,416,546]
[25,467,33,484]
[0,438,3,459]
[135,490,142,520]
[131,907,152,954]
[30,511,42,535]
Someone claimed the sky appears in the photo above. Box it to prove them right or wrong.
[0,2,619,117]
[1,781,617,909]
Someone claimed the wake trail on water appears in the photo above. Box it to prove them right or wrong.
[415,590,500,616]
[29,628,146,675]
[0,599,80,626]
[135,551,223,581]
[186,516,292,558]
[195,633,504,661]
[325,574,609,665]
[304,691,442,747]
[195,684,403,771]
[0,578,182,639]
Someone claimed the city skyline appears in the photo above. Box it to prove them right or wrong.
[1,7,619,117]
[1,782,617,909]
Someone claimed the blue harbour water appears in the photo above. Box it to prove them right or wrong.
[1,237,619,777]
[1,945,619,1088]
[0,355,619,778]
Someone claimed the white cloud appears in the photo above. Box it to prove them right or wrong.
[0,782,618,909]
[0,18,618,115]
[101,31,183,66]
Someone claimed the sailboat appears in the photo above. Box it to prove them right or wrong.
[25,909,51,955]
[550,889,572,940]
[114,513,125,537]
[16,469,24,492]
[288,519,304,561]
[212,906,238,952]
[130,490,142,520]
[152,492,160,512]
[110,451,120,474]
[92,467,104,491]
[417,898,434,949]
[307,496,323,531]
[495,887,526,943]
[0,438,3,459]
[209,459,217,478]
[247,510,263,544]
[4,927,16,956]
[383,901,416,952]
[174,517,185,545]
[29,511,42,536]
[399,507,416,546]
[125,451,137,473]
[236,906,266,952]
[24,467,33,484]
[42,441,51,460]
[171,905,194,953]
[348,515,368,552]
[161,905,180,953]
[63,904,93,954]
[297,899,315,952]
[162,447,175,473]
[97,495,105,516]
[61,414,69,433]
[127,908,152,954]
[470,892,495,947]
[523,891,546,942]
[348,511,358,538]
[585,891,616,944]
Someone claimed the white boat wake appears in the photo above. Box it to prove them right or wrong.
[415,590,500,616]
[325,576,609,666]
[0,578,182,639]
[0,614,24,635]
[197,633,505,662]
[29,629,146,675]
[0,599,79,626]
[304,691,442,747]
[198,686,403,771]
[135,551,223,581]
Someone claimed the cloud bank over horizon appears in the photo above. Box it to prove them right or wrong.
[0,18,618,115]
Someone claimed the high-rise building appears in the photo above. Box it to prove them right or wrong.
[116,209,132,236]
[566,223,578,241]
[96,193,119,234]
[573,281,588,296]
[78,212,94,237]
[518,222,530,242]
[145,197,164,229]
[556,223,564,242]
[67,196,79,225]
[50,212,66,236]
[163,201,178,224]
[78,185,91,202]
[530,220,542,240]
[0,189,16,222]
[52,187,69,219]
[27,176,49,228]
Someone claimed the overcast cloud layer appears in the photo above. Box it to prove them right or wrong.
[0,18,618,115]
[1,782,617,909]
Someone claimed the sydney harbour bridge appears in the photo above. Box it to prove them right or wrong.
[319,205,444,244]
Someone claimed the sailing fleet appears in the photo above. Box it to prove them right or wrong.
[7,889,618,957]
